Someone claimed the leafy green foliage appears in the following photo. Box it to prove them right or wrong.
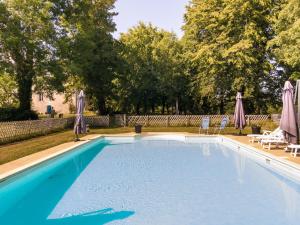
[0,72,18,107]
[269,0,300,78]
[118,23,189,114]
[0,0,65,112]
[56,0,119,114]
[0,0,299,119]
[182,0,279,114]
[0,107,38,121]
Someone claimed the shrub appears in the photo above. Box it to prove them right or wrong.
[0,108,38,121]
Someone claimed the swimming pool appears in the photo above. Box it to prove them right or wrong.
[1,135,300,225]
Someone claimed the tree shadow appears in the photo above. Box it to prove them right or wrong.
[46,208,134,225]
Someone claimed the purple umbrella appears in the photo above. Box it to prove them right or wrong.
[280,81,298,144]
[74,90,86,140]
[233,92,246,133]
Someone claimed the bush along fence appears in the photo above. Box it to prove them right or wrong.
[0,116,110,144]
[113,114,271,127]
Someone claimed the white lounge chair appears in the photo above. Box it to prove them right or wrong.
[286,144,300,158]
[247,127,281,143]
[260,132,286,150]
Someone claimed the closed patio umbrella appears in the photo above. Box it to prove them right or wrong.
[280,81,298,144]
[294,80,300,140]
[233,92,246,134]
[74,90,86,141]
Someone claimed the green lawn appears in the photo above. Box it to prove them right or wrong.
[0,125,272,165]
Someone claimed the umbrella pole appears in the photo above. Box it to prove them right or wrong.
[297,80,300,144]
[75,133,79,142]
[75,124,80,142]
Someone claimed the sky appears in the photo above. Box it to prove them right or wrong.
[113,0,190,39]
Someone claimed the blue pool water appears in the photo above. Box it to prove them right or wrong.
[1,137,300,225]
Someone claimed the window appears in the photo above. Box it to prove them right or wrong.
[38,93,44,101]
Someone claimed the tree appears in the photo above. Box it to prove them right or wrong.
[57,0,119,115]
[0,72,18,107]
[269,0,300,79]
[119,23,161,114]
[118,23,188,114]
[182,0,276,114]
[0,0,64,112]
[153,31,189,114]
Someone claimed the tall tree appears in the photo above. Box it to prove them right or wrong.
[119,23,188,114]
[119,23,161,114]
[182,0,275,114]
[269,0,300,79]
[57,0,119,115]
[0,0,64,112]
[153,31,189,114]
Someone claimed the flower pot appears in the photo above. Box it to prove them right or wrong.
[135,124,142,133]
[251,126,261,134]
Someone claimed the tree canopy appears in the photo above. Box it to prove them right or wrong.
[182,0,280,114]
[117,23,188,114]
[0,72,18,108]
[0,0,299,119]
[269,0,300,79]
[0,0,65,112]
[56,0,119,114]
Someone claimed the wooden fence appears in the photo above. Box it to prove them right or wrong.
[0,118,74,144]
[0,114,271,144]
[0,116,110,144]
[85,116,110,128]
[116,114,270,127]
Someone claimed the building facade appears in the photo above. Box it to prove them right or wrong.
[32,92,76,115]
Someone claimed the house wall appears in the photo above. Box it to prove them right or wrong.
[32,93,75,115]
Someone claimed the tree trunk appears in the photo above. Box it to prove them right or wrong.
[143,95,148,114]
[175,97,179,115]
[16,67,34,112]
[135,102,140,115]
[161,97,166,114]
[151,102,155,114]
[97,96,106,115]
[183,104,187,114]
[219,98,224,114]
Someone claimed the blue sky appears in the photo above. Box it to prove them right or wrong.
[113,0,190,38]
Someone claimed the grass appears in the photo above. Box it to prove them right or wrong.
[0,128,130,165]
[0,125,272,165]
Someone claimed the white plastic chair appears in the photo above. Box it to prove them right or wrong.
[214,116,229,135]
[199,117,210,135]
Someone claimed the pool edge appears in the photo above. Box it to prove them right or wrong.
[220,135,300,181]
[0,134,103,182]
[1,132,300,182]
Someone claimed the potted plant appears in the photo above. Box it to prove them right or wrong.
[135,124,142,133]
[251,124,261,134]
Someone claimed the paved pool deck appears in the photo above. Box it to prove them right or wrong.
[227,135,300,165]
[0,132,299,181]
